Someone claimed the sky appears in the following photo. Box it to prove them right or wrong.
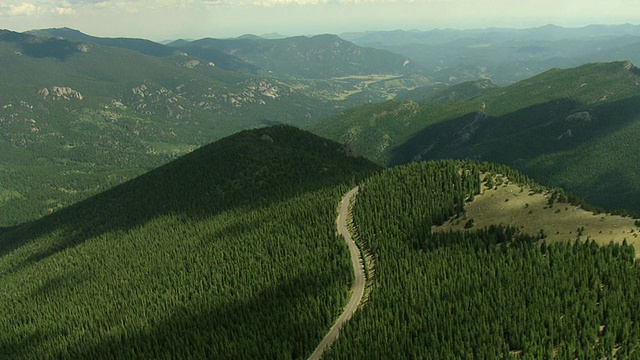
[1,0,639,41]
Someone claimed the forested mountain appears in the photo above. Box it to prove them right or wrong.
[3,20,640,359]
[310,61,640,214]
[0,125,380,358]
[342,24,640,84]
[323,161,640,358]
[171,34,420,79]
[0,29,345,226]
[27,27,181,57]
[2,125,639,358]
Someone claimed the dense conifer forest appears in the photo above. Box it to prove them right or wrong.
[2,127,639,359]
[324,161,640,359]
[0,126,380,359]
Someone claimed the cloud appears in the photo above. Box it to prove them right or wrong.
[4,3,42,15]
[249,0,418,4]
[56,7,76,14]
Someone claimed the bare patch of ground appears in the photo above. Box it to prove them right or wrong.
[433,180,640,257]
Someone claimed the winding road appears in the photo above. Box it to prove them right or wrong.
[308,186,365,360]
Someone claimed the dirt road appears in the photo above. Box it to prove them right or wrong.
[307,187,365,360]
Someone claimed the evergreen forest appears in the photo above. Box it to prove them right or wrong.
[324,161,640,359]
[0,126,380,359]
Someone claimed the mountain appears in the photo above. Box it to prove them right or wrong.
[171,34,421,79]
[0,29,336,226]
[27,27,180,57]
[309,61,640,214]
[3,126,638,358]
[341,24,640,85]
[167,42,261,74]
[0,125,380,359]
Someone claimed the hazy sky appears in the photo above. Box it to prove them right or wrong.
[1,0,639,40]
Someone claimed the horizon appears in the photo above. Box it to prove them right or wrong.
[1,0,640,41]
[3,22,640,43]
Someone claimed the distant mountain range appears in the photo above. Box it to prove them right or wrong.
[169,34,420,79]
[342,24,640,84]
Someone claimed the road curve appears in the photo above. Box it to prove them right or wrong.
[308,186,365,360]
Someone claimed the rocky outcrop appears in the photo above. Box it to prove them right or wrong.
[39,86,83,100]
[182,60,200,69]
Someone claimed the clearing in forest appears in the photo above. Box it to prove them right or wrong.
[433,178,640,257]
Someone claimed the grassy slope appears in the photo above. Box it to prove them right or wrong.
[0,125,381,359]
[310,61,640,214]
[434,175,640,257]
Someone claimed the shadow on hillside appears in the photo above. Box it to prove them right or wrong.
[534,166,640,217]
[0,30,81,60]
[389,95,640,211]
[20,38,81,60]
[5,268,340,359]
[0,126,379,273]
[391,96,640,165]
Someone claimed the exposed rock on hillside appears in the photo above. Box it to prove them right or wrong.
[39,86,83,100]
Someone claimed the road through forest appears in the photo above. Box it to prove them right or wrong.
[307,187,365,360]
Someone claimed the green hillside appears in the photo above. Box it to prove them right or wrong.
[0,125,380,359]
[3,125,639,358]
[27,27,180,57]
[310,61,640,214]
[396,78,498,102]
[0,30,333,226]
[323,161,640,359]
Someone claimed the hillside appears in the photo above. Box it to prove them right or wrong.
[434,172,640,257]
[3,127,639,358]
[0,29,332,226]
[322,161,640,359]
[0,125,381,359]
[27,27,180,57]
[310,61,640,214]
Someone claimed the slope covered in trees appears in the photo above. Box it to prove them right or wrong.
[2,125,639,358]
[310,61,640,215]
[323,161,640,359]
[0,28,430,226]
[0,125,380,359]
[0,30,329,226]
